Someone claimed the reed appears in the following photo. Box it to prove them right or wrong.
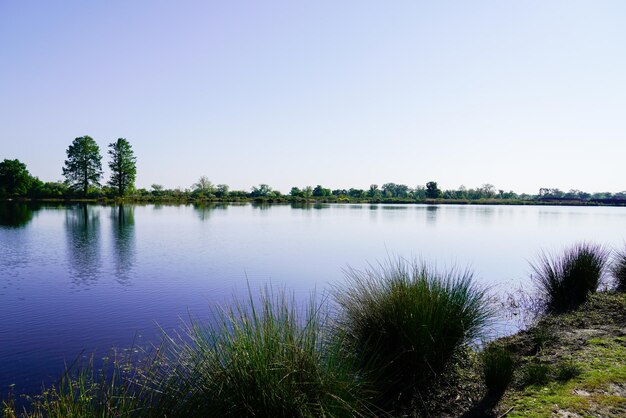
[611,246,626,292]
[144,286,372,417]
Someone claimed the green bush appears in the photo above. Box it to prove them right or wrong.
[333,259,491,410]
[531,243,608,313]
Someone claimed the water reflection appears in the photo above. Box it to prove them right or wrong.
[290,202,329,210]
[192,203,226,221]
[426,205,439,224]
[65,205,101,287]
[111,205,135,285]
[0,203,40,228]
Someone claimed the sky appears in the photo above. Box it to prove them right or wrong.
[1,0,625,194]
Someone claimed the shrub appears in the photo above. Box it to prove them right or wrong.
[531,243,609,313]
[147,287,371,418]
[333,259,491,410]
[611,246,626,292]
[482,344,515,397]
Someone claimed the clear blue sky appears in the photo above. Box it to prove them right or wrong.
[1,1,625,193]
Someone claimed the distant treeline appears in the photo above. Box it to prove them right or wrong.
[1,136,625,205]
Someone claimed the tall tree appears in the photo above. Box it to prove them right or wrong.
[62,136,103,197]
[108,138,137,197]
[192,175,215,195]
[0,159,33,197]
[425,181,442,199]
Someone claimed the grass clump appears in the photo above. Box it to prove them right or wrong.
[530,324,558,354]
[333,259,491,411]
[482,344,516,397]
[611,246,626,292]
[531,242,609,313]
[4,354,151,418]
[146,286,371,418]
[522,362,552,386]
[555,360,582,382]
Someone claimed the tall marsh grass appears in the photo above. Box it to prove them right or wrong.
[333,259,491,410]
[531,243,608,313]
[144,287,372,417]
[4,354,152,418]
[611,246,626,292]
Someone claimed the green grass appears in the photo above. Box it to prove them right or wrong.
[530,324,558,353]
[333,259,492,411]
[531,242,609,313]
[612,246,626,292]
[555,359,582,382]
[482,344,516,397]
[2,354,152,418]
[143,286,373,418]
[522,362,552,386]
[505,336,626,417]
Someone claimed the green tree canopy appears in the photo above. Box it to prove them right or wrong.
[250,184,273,197]
[312,185,331,197]
[192,176,215,196]
[0,159,33,197]
[108,138,137,197]
[62,136,103,197]
[425,181,442,199]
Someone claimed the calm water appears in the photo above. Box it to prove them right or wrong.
[1,202,625,397]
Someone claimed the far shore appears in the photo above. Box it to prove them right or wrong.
[2,196,626,207]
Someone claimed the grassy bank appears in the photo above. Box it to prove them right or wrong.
[494,292,626,418]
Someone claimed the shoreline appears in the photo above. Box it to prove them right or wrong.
[2,197,626,207]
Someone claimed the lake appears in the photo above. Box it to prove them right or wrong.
[1,202,625,398]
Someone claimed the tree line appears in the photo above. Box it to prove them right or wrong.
[1,135,625,203]
[1,136,136,199]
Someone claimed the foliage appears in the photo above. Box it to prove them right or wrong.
[108,138,137,197]
[62,136,103,197]
[312,184,332,197]
[215,184,229,198]
[333,259,491,410]
[191,175,215,197]
[531,243,609,313]
[0,159,33,197]
[482,344,516,396]
[250,183,276,198]
[425,181,442,199]
[145,286,372,417]
[611,246,626,292]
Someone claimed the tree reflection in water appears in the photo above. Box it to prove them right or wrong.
[65,204,101,288]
